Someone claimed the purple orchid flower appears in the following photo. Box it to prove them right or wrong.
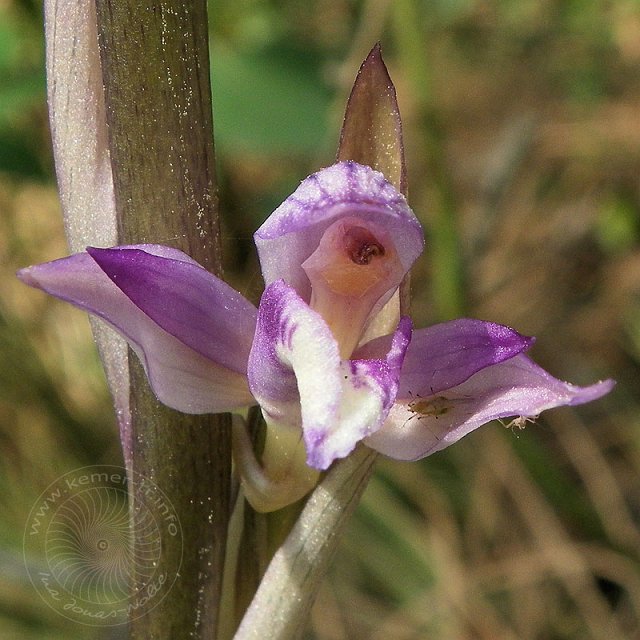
[18,161,613,505]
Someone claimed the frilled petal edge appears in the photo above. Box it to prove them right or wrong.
[17,246,256,413]
[248,280,412,470]
[365,353,615,460]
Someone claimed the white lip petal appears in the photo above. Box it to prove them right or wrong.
[248,280,412,469]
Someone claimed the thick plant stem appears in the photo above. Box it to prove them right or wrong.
[93,1,230,637]
[233,446,378,640]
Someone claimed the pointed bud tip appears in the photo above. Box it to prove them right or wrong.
[364,42,383,64]
[337,43,406,195]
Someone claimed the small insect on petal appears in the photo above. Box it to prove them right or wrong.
[398,391,474,445]
[407,393,453,419]
[500,415,537,431]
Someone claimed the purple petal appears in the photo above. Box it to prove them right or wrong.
[358,318,534,395]
[87,246,257,374]
[18,247,255,413]
[365,354,615,461]
[248,280,412,470]
[306,317,412,469]
[254,162,424,302]
[247,281,324,427]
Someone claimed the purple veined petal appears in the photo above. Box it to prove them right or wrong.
[87,246,257,374]
[247,280,412,470]
[365,353,615,461]
[254,162,424,302]
[247,280,340,440]
[357,318,534,395]
[17,250,255,413]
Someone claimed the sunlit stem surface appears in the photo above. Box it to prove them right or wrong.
[93,1,230,637]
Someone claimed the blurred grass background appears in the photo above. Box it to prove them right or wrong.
[2,0,640,638]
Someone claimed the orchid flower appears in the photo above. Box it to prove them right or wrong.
[17,160,613,511]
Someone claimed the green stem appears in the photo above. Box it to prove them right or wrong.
[93,1,230,637]
[234,446,378,640]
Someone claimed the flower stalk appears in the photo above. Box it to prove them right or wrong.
[233,445,378,640]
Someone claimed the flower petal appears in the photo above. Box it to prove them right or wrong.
[17,247,255,413]
[308,318,411,469]
[87,246,257,374]
[365,354,615,460]
[248,280,412,470]
[254,162,424,303]
[358,318,534,395]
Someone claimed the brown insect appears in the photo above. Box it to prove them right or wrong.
[399,392,460,445]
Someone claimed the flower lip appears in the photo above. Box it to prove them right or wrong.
[247,279,413,470]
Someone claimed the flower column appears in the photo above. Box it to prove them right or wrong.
[93,1,229,637]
